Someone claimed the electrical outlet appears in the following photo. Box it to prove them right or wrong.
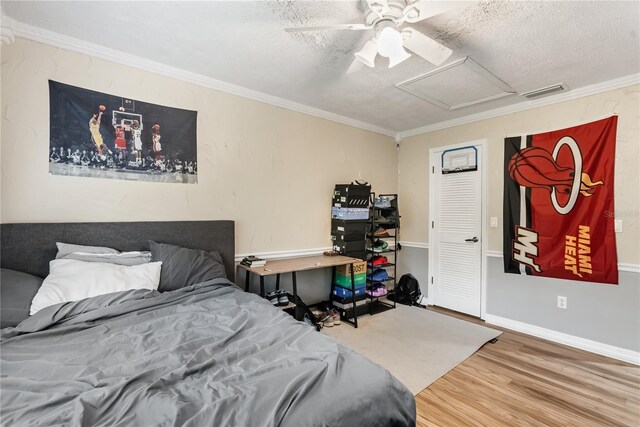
[490,217,498,228]
[615,220,622,232]
[557,296,567,309]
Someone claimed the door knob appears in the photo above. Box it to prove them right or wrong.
[465,237,479,242]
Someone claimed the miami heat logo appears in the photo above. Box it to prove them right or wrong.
[508,136,604,215]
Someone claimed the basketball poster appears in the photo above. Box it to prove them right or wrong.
[48,81,198,183]
[503,116,618,285]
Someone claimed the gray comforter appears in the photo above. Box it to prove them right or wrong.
[1,280,415,426]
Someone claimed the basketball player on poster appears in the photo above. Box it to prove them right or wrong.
[152,123,162,163]
[131,120,143,164]
[113,107,128,164]
[89,105,106,155]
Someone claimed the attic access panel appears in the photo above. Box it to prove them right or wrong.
[396,57,515,111]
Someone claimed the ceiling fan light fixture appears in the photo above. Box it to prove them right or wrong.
[376,26,404,58]
[354,39,378,67]
[388,49,411,68]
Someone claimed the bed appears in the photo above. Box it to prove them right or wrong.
[0,221,415,426]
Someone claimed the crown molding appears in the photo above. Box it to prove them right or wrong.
[398,73,640,139]
[8,18,396,138]
[7,16,639,142]
[0,13,16,45]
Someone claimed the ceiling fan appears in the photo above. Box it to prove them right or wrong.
[285,0,456,71]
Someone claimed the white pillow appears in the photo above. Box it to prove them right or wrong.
[58,251,152,266]
[55,242,120,259]
[30,259,162,315]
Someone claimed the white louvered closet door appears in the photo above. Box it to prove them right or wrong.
[432,149,482,317]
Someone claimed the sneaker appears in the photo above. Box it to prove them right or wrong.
[374,196,391,208]
[376,285,388,297]
[368,256,388,267]
[367,268,390,282]
[329,308,341,326]
[372,227,390,237]
[371,240,389,252]
[320,311,334,327]
[265,291,278,306]
[277,290,289,306]
[366,284,388,297]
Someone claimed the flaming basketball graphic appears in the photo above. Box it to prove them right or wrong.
[508,137,604,214]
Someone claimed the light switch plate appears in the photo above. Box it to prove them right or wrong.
[615,220,622,232]
[490,217,498,228]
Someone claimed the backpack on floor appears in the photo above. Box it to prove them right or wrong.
[390,274,424,307]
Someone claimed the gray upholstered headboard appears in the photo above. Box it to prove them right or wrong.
[0,221,235,281]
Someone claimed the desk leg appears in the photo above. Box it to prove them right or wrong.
[329,266,336,307]
[276,274,280,291]
[260,276,265,298]
[245,270,250,292]
[350,262,358,328]
[292,271,298,300]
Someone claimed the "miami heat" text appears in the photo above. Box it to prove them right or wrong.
[565,225,592,277]
[512,226,542,272]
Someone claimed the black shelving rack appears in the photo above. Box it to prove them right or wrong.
[366,193,399,315]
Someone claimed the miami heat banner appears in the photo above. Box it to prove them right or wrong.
[503,116,618,284]
[49,81,198,183]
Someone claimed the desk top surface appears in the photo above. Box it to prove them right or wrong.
[238,254,363,276]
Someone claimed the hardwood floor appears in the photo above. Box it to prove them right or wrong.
[415,307,640,427]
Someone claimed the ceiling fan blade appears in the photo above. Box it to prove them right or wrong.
[402,27,452,65]
[403,1,466,23]
[285,24,372,32]
[346,58,366,74]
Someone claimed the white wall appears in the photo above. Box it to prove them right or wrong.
[0,38,398,255]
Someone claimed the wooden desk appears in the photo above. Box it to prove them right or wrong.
[239,255,363,328]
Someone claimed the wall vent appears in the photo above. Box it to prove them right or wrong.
[521,83,568,100]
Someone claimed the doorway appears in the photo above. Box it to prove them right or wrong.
[428,140,487,318]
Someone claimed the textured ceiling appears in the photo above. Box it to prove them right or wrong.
[2,1,639,133]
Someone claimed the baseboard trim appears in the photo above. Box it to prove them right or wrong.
[235,247,331,263]
[400,241,429,249]
[618,263,640,274]
[484,314,640,365]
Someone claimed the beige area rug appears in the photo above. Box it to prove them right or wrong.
[323,304,502,395]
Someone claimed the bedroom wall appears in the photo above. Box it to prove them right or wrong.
[397,84,640,354]
[0,38,398,259]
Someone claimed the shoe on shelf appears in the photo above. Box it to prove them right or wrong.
[276,289,289,306]
[372,227,390,237]
[374,196,392,208]
[266,291,279,306]
[368,255,389,267]
[366,283,388,297]
[370,239,389,252]
[367,268,390,282]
